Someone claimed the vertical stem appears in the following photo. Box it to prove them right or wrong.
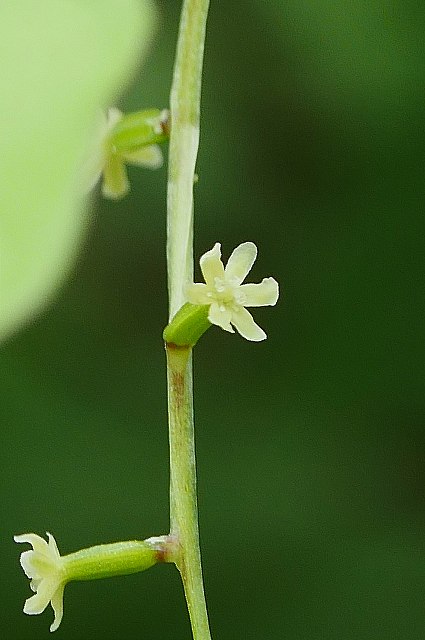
[166,1,211,639]
[167,0,210,320]
[167,344,211,639]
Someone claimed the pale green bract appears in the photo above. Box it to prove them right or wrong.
[0,1,156,342]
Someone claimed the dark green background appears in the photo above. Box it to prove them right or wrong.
[2,1,425,638]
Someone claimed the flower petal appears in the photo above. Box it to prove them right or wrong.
[50,583,66,632]
[46,532,61,559]
[106,107,123,130]
[225,242,257,284]
[30,578,41,593]
[23,583,55,615]
[199,243,225,286]
[208,302,234,333]
[14,533,48,554]
[20,550,45,579]
[121,144,163,169]
[237,278,279,307]
[186,283,211,305]
[84,167,103,194]
[102,155,129,199]
[230,307,266,341]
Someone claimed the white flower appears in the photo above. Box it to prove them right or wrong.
[15,532,67,632]
[186,242,279,341]
[84,107,163,199]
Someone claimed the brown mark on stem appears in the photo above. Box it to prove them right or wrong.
[161,111,171,137]
[153,535,180,564]
[172,370,185,410]
[166,342,191,412]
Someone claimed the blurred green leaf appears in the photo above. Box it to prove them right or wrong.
[0,0,156,342]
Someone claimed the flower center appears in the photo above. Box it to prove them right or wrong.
[210,277,238,305]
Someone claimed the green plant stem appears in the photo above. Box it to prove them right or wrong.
[167,0,210,320]
[166,1,211,639]
[167,344,210,639]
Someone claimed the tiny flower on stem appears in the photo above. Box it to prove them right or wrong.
[186,242,279,341]
[85,107,165,199]
[14,532,67,632]
[15,531,167,632]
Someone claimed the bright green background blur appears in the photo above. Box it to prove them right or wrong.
[2,1,425,638]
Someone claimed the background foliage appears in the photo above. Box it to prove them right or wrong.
[2,1,425,638]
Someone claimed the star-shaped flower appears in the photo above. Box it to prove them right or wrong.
[14,532,67,632]
[186,242,279,341]
[84,107,164,199]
